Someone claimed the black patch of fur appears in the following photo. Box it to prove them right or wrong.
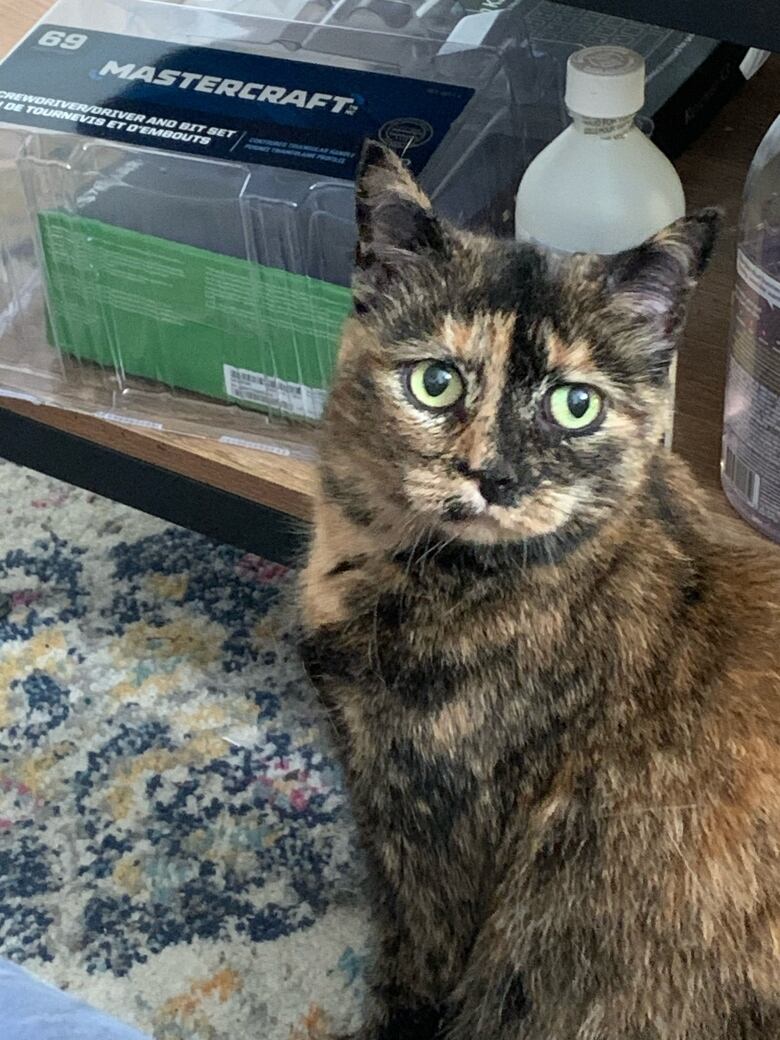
[357,200,449,266]
[344,369,382,410]
[370,598,462,708]
[377,999,445,1040]
[299,627,359,684]
[373,590,404,630]
[321,467,375,527]
[468,243,554,334]
[379,654,461,711]
[368,590,523,709]
[388,739,479,843]
[646,456,699,551]
[442,498,476,522]
[531,810,595,886]
[681,575,704,606]
[498,972,530,1027]
[326,555,369,577]
[392,522,597,577]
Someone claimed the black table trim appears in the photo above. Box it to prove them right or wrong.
[0,405,306,564]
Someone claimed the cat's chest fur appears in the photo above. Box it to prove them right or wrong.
[302,564,528,951]
[302,554,580,857]
[301,547,606,985]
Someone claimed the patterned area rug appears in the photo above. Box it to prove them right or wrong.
[0,459,369,1039]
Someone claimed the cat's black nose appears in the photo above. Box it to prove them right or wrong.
[476,464,518,506]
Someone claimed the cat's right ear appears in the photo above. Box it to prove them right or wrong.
[353,140,449,310]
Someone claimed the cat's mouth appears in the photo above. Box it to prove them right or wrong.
[441,484,490,524]
[415,480,568,544]
[439,494,508,542]
[436,484,572,545]
[442,500,485,523]
[439,512,511,546]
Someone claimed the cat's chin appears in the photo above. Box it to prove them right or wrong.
[439,514,538,546]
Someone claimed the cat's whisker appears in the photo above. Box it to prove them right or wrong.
[429,534,458,564]
[416,530,457,567]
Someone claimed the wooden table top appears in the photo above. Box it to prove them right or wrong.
[0,2,779,548]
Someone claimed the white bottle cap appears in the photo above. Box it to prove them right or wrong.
[565,46,645,119]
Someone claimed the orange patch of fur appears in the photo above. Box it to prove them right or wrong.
[447,312,516,472]
[431,698,486,747]
[300,498,379,627]
[545,330,595,375]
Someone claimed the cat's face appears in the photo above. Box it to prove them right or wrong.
[321,142,718,554]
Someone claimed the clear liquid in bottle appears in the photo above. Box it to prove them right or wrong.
[721,113,780,542]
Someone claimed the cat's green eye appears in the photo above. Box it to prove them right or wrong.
[407,361,465,411]
[545,384,604,434]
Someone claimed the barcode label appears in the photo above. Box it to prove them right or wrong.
[223,365,326,420]
[724,443,761,507]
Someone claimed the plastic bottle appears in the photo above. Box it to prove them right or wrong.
[515,46,685,254]
[515,45,686,445]
[721,113,780,542]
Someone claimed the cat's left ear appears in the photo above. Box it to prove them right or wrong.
[606,209,721,371]
[353,140,450,308]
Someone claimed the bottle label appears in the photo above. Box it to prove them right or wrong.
[579,115,635,139]
[722,246,780,527]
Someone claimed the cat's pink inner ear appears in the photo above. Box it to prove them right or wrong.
[617,287,679,320]
[607,209,721,323]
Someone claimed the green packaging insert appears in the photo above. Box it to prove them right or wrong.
[38,210,352,419]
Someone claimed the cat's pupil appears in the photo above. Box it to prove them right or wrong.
[423,364,453,398]
[568,387,591,419]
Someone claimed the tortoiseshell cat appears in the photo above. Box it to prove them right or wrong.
[300,142,780,1040]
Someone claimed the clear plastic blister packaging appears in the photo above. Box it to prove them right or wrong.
[0,0,562,454]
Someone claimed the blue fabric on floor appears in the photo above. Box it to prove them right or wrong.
[0,959,150,1040]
